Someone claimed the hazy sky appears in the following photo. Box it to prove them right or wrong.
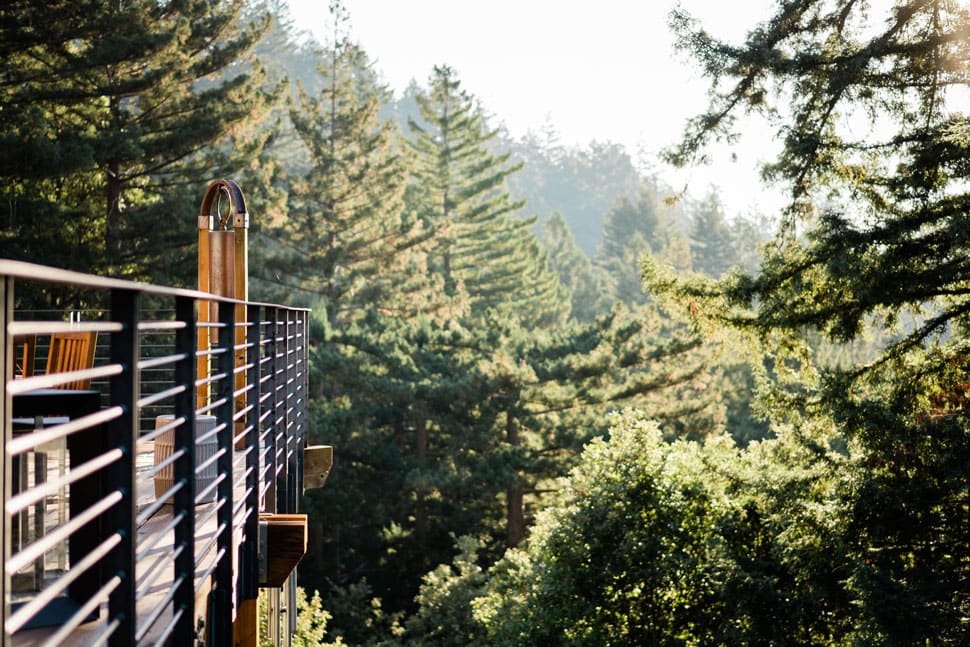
[285,0,785,217]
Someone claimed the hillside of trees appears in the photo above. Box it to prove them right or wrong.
[2,0,967,645]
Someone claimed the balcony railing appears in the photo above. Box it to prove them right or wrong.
[0,259,310,645]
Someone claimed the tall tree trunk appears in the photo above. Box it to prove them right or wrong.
[506,413,525,547]
[415,414,428,553]
[106,158,122,275]
[106,93,123,275]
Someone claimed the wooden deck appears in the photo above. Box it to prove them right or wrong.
[10,440,254,645]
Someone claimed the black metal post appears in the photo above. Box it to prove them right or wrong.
[287,309,297,516]
[268,307,279,515]
[297,311,308,503]
[107,288,140,647]
[289,311,307,638]
[241,304,261,601]
[277,309,289,514]
[212,298,235,643]
[172,295,197,644]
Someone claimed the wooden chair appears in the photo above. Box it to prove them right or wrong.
[12,330,98,587]
[19,330,98,389]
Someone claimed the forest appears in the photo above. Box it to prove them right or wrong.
[1,0,968,644]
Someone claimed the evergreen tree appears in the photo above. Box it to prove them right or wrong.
[660,0,970,641]
[305,313,505,612]
[256,1,445,325]
[408,65,568,328]
[258,5,461,611]
[480,299,725,547]
[244,0,322,182]
[600,181,665,258]
[309,302,722,621]
[539,213,613,322]
[506,136,641,256]
[728,211,768,275]
[0,0,280,283]
[689,190,736,277]
[597,179,672,304]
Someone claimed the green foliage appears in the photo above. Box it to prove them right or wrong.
[688,191,734,278]
[256,5,442,323]
[302,314,503,608]
[1,2,802,644]
[258,587,343,647]
[0,0,281,285]
[304,295,726,626]
[505,132,641,256]
[600,181,667,260]
[660,0,970,642]
[268,55,757,622]
[405,535,489,646]
[539,213,613,322]
[408,65,568,328]
[473,410,852,646]
[323,579,404,646]
[597,180,671,305]
[476,411,741,645]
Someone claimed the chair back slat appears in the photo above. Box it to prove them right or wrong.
[18,335,37,377]
[46,331,98,390]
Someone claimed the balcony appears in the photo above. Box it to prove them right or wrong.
[1,259,311,645]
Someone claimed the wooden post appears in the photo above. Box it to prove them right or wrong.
[198,180,259,646]
[233,204,249,449]
[234,599,259,647]
[197,210,212,410]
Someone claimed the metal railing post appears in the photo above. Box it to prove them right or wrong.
[212,298,235,643]
[172,295,198,644]
[107,288,140,647]
[287,310,302,640]
[264,307,276,514]
[278,309,290,514]
[243,304,261,600]
[297,311,308,494]
[271,307,283,515]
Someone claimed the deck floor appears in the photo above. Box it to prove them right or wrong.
[10,441,254,645]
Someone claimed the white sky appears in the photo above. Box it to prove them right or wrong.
[286,0,787,219]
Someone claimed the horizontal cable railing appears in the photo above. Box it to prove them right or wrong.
[1,260,309,646]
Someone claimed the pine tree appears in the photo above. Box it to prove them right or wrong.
[473,299,725,547]
[303,313,505,610]
[600,181,665,258]
[728,211,768,275]
[597,179,671,304]
[664,1,970,641]
[308,300,721,613]
[261,3,442,324]
[540,213,613,322]
[259,5,465,609]
[0,0,281,282]
[504,131,641,256]
[688,190,736,277]
[408,65,568,328]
